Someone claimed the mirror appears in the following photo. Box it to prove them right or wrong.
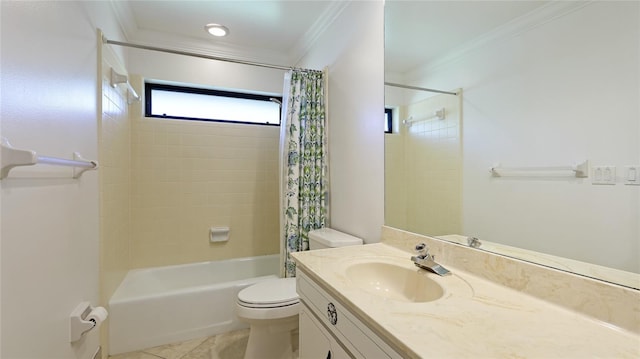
[384,1,639,289]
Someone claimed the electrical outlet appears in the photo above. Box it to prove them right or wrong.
[624,165,640,185]
[592,166,616,185]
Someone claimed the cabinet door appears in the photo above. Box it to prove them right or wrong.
[299,307,350,359]
[298,273,397,359]
[300,307,331,359]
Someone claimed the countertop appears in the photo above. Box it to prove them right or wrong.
[292,243,640,358]
[436,234,640,290]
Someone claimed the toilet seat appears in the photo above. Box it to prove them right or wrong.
[236,278,300,321]
[238,298,299,308]
[236,229,363,359]
[237,278,299,308]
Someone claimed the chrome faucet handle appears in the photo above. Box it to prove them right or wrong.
[414,243,429,257]
[467,236,482,248]
[411,242,450,276]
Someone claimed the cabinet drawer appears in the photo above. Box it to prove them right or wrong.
[298,272,399,359]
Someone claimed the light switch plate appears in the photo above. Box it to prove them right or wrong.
[624,165,640,185]
[592,166,616,185]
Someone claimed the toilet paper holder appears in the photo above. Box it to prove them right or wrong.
[69,301,108,343]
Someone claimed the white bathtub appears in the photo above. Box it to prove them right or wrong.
[108,254,279,355]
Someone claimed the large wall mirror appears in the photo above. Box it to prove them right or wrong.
[384,1,639,289]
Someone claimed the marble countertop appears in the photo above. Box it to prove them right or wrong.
[292,243,640,358]
[436,234,640,290]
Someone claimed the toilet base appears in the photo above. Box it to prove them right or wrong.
[243,315,298,359]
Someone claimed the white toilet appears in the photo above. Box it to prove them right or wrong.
[236,228,363,359]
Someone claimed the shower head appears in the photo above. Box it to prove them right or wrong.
[269,98,282,106]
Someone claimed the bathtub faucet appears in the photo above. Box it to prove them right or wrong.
[410,243,451,276]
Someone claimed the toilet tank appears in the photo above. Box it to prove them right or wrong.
[308,228,363,250]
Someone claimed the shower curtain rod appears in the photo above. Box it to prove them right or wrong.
[103,37,293,71]
[385,82,458,96]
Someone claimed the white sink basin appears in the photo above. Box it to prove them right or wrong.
[345,262,445,303]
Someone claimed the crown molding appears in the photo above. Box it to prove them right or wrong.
[107,0,340,68]
[289,0,350,64]
[406,0,594,78]
[108,0,138,41]
[127,29,292,66]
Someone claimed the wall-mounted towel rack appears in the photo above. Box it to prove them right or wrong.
[110,68,140,104]
[403,108,446,127]
[490,160,589,178]
[1,137,98,179]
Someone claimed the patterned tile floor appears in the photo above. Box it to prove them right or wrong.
[108,329,250,359]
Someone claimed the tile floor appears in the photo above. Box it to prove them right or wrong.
[108,329,250,359]
[108,329,299,359]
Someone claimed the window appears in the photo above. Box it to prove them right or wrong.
[385,108,393,133]
[145,83,281,126]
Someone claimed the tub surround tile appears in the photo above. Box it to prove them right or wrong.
[101,54,134,359]
[292,237,640,358]
[385,92,463,236]
[130,117,280,269]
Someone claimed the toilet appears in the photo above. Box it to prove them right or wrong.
[236,228,363,359]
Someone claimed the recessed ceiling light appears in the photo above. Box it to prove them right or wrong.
[205,23,229,37]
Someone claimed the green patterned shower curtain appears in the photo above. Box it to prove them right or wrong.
[280,69,328,277]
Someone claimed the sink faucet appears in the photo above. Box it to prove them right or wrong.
[411,243,451,276]
[467,236,481,248]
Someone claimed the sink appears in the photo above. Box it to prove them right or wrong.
[345,262,445,303]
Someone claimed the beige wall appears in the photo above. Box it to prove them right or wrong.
[129,115,280,268]
[385,93,462,236]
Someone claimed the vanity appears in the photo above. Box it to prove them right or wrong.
[292,227,640,358]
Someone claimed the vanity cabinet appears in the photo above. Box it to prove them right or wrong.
[299,308,350,359]
[297,271,402,359]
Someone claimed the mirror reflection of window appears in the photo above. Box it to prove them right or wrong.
[384,108,393,133]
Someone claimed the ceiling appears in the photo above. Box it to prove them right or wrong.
[111,0,344,65]
[111,1,548,74]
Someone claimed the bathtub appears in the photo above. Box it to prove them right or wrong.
[108,254,280,355]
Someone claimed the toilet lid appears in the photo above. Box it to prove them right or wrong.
[238,278,299,307]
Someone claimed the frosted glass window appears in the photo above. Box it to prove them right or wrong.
[146,83,281,126]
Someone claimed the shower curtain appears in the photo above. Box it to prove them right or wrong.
[279,68,328,278]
